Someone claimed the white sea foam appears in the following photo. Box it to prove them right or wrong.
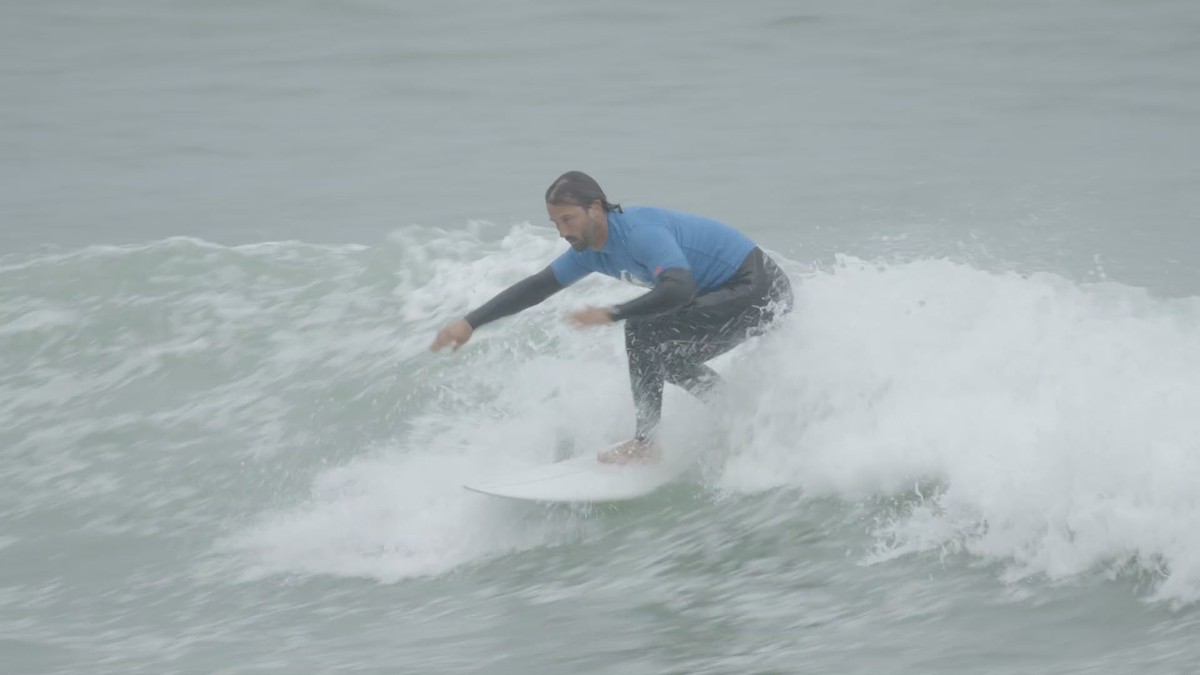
[716,256,1200,604]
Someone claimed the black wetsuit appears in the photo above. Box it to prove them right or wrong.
[464,246,792,440]
[622,246,792,439]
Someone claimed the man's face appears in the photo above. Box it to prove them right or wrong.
[548,202,603,251]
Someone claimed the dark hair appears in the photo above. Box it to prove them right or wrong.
[544,171,622,212]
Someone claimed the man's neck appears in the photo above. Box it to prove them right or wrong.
[592,212,610,250]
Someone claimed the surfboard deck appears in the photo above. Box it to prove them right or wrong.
[463,447,690,503]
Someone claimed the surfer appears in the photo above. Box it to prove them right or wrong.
[431,171,793,463]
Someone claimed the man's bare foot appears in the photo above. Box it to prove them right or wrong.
[597,438,661,464]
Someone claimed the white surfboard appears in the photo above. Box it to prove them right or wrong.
[463,448,690,503]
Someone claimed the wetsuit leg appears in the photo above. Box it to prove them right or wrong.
[624,248,793,439]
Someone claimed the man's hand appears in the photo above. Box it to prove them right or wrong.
[430,319,474,352]
[568,306,615,328]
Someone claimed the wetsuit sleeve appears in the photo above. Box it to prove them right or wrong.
[609,225,697,321]
[464,266,564,329]
[548,250,593,286]
[609,268,698,321]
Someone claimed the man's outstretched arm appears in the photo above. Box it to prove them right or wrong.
[430,267,564,351]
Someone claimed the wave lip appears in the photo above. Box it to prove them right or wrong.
[718,257,1200,604]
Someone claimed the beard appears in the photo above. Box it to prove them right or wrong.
[567,217,598,251]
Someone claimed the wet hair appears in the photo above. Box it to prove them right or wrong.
[544,171,622,212]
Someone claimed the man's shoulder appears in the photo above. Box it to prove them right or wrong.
[555,246,596,263]
[551,246,596,269]
[620,206,676,241]
[621,205,672,223]
[623,204,733,230]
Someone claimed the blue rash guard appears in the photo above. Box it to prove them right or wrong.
[462,205,762,329]
[548,206,757,291]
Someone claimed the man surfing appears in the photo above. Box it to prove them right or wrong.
[430,171,793,463]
